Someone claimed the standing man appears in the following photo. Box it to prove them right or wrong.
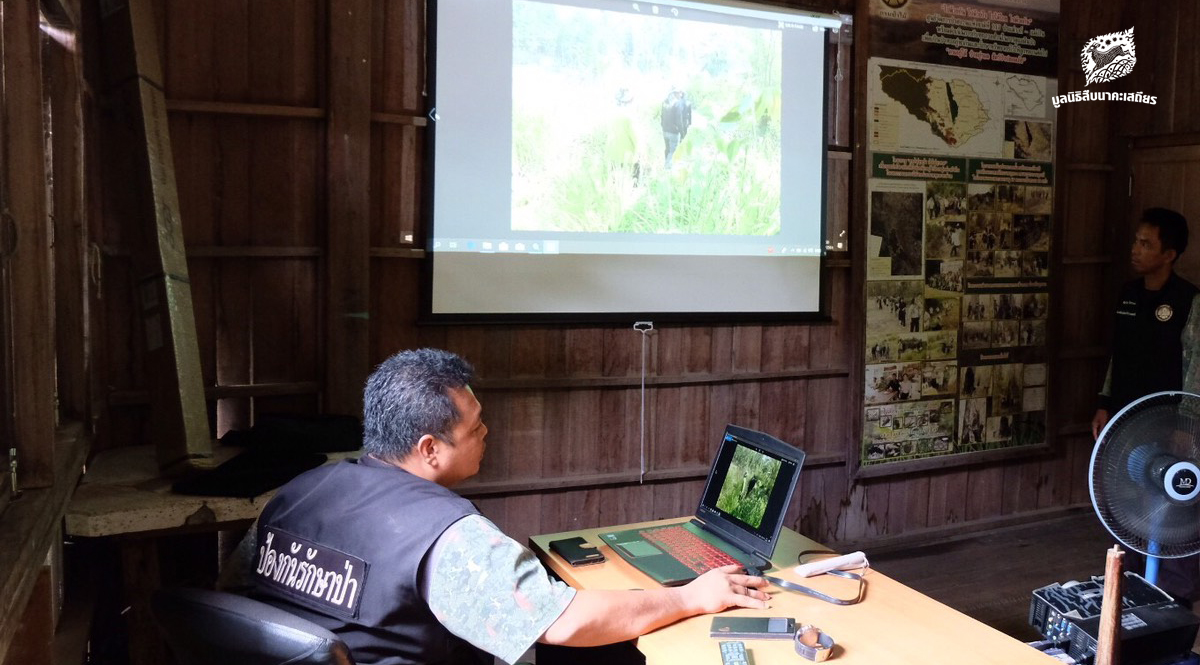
[251,348,769,665]
[1092,207,1200,605]
[660,89,690,168]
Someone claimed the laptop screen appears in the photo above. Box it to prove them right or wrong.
[695,425,805,556]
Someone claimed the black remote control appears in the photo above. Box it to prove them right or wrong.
[719,640,749,665]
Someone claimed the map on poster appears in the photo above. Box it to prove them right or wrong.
[1003,74,1047,118]
[870,57,1005,158]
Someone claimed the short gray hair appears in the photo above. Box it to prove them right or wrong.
[362,348,475,460]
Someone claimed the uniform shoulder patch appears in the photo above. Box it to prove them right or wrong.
[254,526,369,618]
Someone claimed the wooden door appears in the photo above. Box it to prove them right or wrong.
[1130,144,1200,285]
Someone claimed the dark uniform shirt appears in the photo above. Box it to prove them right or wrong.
[252,456,488,665]
[1102,273,1200,413]
[250,456,574,664]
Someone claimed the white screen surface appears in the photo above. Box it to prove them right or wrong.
[429,0,839,321]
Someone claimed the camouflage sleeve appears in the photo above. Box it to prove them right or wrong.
[1184,294,1200,395]
[425,515,576,664]
[1098,358,1112,408]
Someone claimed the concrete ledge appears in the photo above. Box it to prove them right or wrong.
[65,445,358,538]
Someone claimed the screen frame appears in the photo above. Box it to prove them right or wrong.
[419,0,837,325]
[695,424,806,558]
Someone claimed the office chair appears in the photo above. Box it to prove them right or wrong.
[152,587,355,665]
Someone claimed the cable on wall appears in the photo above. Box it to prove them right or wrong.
[633,321,655,483]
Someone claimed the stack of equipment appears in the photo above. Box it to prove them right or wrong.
[1029,572,1198,664]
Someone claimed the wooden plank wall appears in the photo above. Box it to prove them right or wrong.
[1048,0,1200,540]
[2,0,57,489]
[89,0,1183,550]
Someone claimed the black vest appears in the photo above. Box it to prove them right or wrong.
[253,457,487,665]
[1108,273,1200,412]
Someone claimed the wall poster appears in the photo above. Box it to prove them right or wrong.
[861,0,1058,468]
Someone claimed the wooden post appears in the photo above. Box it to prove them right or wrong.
[45,4,92,424]
[325,0,372,417]
[1096,545,1124,665]
[1,0,57,489]
[98,0,212,473]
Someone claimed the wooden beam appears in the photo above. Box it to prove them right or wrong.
[325,0,372,416]
[186,246,323,258]
[107,381,321,406]
[370,110,427,126]
[46,22,92,423]
[2,0,56,489]
[166,99,325,120]
[856,443,1054,479]
[473,367,852,391]
[98,0,212,473]
[457,452,847,498]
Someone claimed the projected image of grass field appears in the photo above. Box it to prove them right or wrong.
[510,0,782,236]
[715,446,782,529]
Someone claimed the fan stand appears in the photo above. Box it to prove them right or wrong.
[1145,543,1162,587]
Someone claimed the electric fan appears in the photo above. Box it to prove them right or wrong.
[1089,391,1200,584]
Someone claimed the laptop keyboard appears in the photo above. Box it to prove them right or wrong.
[639,525,741,574]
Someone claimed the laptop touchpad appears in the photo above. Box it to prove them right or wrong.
[616,541,663,558]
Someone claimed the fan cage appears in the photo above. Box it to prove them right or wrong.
[1089,391,1200,558]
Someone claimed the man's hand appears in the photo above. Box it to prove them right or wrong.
[542,564,770,646]
[680,565,770,613]
[1092,409,1109,440]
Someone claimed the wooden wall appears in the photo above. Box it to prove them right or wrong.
[86,0,1200,550]
[0,0,95,658]
[1048,0,1200,544]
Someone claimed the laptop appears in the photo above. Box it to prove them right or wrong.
[600,424,805,586]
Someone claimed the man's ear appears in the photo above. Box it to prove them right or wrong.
[413,434,442,467]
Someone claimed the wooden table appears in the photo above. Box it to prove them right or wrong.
[531,517,1059,664]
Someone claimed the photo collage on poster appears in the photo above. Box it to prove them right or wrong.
[862,54,1055,466]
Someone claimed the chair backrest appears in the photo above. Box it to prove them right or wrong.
[152,587,355,665]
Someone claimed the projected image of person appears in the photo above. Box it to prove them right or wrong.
[605,88,642,188]
[500,3,794,240]
[660,88,692,168]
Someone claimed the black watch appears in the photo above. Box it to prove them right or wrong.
[793,624,835,661]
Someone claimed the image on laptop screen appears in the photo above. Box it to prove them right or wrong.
[715,445,783,529]
[696,428,803,551]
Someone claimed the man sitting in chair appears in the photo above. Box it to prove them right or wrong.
[250,348,769,664]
